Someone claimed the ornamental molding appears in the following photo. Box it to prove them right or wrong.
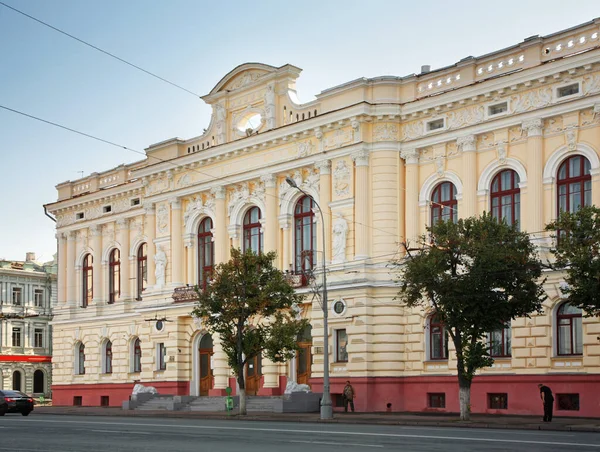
[456,135,476,152]
[156,204,169,235]
[333,159,351,197]
[183,194,216,232]
[278,168,320,209]
[296,140,315,158]
[522,118,543,137]
[373,123,398,142]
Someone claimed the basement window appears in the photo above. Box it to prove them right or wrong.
[557,394,579,411]
[488,393,508,409]
[428,393,445,408]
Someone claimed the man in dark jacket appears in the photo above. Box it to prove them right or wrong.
[538,383,554,422]
[343,381,355,413]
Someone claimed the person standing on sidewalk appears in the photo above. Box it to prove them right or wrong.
[538,383,554,422]
[343,380,355,413]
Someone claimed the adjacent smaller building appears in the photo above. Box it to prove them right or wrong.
[0,252,56,396]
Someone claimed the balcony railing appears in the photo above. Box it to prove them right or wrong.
[172,286,199,303]
[284,270,310,288]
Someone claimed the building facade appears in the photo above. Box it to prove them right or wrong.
[46,19,600,416]
[0,253,56,396]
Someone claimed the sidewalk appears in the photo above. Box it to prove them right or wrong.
[32,406,600,433]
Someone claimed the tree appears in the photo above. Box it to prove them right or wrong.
[395,213,546,420]
[192,248,306,415]
[546,205,600,316]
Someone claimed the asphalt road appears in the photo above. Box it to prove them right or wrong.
[1,414,599,452]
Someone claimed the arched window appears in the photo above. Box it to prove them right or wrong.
[243,207,263,253]
[12,370,22,391]
[82,254,93,308]
[431,182,457,224]
[198,217,214,289]
[557,155,592,214]
[491,170,520,229]
[133,338,142,373]
[489,324,511,357]
[136,243,147,300]
[77,343,86,375]
[294,196,316,276]
[429,314,448,360]
[104,340,113,374]
[557,302,583,356]
[33,369,45,394]
[108,249,120,304]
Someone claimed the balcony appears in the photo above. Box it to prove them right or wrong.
[284,270,310,288]
[172,286,199,303]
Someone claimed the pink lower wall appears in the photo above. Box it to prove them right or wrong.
[310,374,600,417]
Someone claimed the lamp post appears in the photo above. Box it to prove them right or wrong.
[285,176,332,419]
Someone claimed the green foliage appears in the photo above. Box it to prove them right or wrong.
[191,248,307,382]
[546,205,600,317]
[396,213,546,383]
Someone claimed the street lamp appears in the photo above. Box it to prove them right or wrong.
[285,176,333,420]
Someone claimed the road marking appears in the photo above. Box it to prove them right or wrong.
[90,428,152,435]
[291,439,383,448]
[395,425,576,437]
[9,419,600,448]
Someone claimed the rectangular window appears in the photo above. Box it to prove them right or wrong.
[489,326,511,357]
[488,102,508,116]
[73,396,82,406]
[34,328,44,348]
[336,329,348,363]
[103,205,112,213]
[76,212,85,220]
[12,287,22,305]
[100,396,109,407]
[557,83,580,98]
[557,394,579,411]
[426,118,445,132]
[130,198,141,206]
[158,343,167,371]
[488,393,508,409]
[34,289,44,307]
[428,393,446,408]
[12,327,22,347]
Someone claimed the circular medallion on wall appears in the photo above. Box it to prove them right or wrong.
[332,299,347,316]
[156,320,164,331]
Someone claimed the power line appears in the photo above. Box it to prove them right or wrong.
[0,1,201,98]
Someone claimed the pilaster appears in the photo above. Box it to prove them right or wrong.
[458,135,477,218]
[65,231,76,307]
[211,186,228,264]
[522,118,544,235]
[402,148,420,244]
[261,174,278,258]
[144,203,157,288]
[90,225,104,305]
[315,159,331,263]
[117,218,131,300]
[170,197,183,286]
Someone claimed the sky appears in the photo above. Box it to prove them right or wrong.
[1,0,599,263]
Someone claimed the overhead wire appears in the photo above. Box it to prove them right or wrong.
[0,1,201,98]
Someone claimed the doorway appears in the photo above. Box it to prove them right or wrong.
[33,370,45,394]
[245,354,262,396]
[296,325,312,386]
[199,334,214,396]
[12,370,22,391]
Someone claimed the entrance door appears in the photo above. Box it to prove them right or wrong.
[199,334,214,396]
[245,354,262,396]
[296,324,312,386]
[12,371,21,391]
[33,370,44,394]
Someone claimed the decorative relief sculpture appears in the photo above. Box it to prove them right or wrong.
[496,141,508,165]
[215,104,226,145]
[264,83,276,130]
[351,119,361,143]
[511,87,552,114]
[332,213,348,264]
[225,70,264,91]
[227,182,264,216]
[324,128,353,150]
[373,123,398,142]
[447,106,484,130]
[176,173,192,188]
[56,212,75,227]
[583,74,600,95]
[157,204,169,234]
[401,121,424,141]
[146,174,169,196]
[564,126,578,152]
[154,245,167,287]
[296,140,314,158]
[434,156,446,178]
[333,160,350,197]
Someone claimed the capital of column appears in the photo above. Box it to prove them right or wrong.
[116,218,129,230]
[351,149,370,167]
[66,231,77,241]
[457,134,476,153]
[315,159,331,175]
[260,173,277,188]
[522,118,543,137]
[400,148,420,165]
[169,197,182,210]
[143,202,155,215]
[211,185,226,200]
[89,225,102,237]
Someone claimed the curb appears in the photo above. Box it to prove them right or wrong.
[31,409,600,433]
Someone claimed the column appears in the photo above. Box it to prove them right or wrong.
[458,135,477,218]
[117,218,131,300]
[593,104,600,207]
[208,335,229,396]
[65,231,76,306]
[261,174,278,258]
[315,160,332,263]
[145,204,156,287]
[279,216,292,271]
[170,198,183,286]
[211,186,228,264]
[402,149,420,244]
[371,149,400,259]
[352,150,370,260]
[90,225,104,305]
[522,119,544,235]
[57,233,67,305]
[185,237,195,284]
[258,356,280,395]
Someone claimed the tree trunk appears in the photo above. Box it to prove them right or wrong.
[458,380,471,421]
[237,370,246,415]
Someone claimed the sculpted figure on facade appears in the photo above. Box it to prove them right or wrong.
[215,103,226,144]
[331,213,348,264]
[264,83,276,130]
[496,141,508,165]
[333,160,350,197]
[157,204,169,234]
[154,245,167,287]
